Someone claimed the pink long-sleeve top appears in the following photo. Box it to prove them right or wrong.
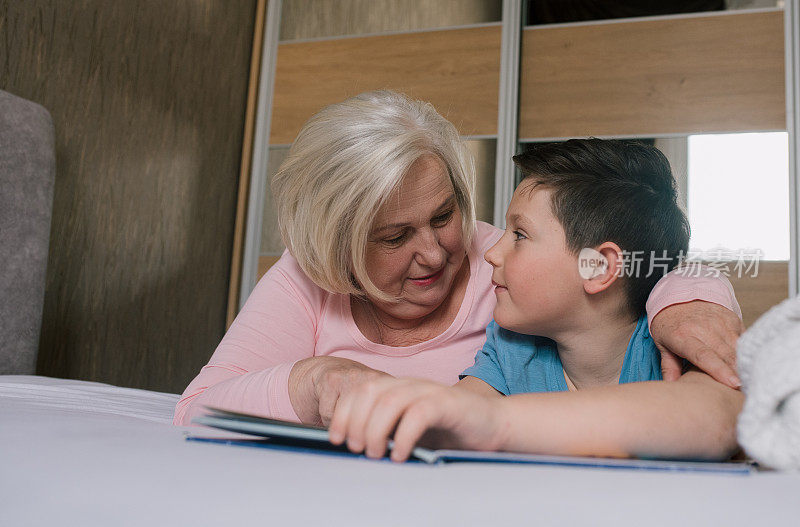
[174,221,741,425]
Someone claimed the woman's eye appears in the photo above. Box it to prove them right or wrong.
[432,210,454,226]
[513,230,526,241]
[383,232,407,246]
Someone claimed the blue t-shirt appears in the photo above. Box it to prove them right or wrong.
[460,316,661,395]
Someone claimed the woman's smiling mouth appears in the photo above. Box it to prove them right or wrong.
[409,268,445,287]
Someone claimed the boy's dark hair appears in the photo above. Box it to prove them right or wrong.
[513,138,690,317]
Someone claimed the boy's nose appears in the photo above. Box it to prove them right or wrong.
[484,238,503,268]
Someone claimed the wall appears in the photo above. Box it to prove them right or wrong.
[0,0,257,392]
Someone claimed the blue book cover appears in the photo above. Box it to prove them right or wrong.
[189,407,755,475]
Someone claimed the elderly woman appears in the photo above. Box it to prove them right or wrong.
[174,91,742,427]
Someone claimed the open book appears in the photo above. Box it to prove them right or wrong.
[190,407,755,474]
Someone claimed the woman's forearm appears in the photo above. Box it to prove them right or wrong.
[288,357,325,424]
[289,356,395,426]
[173,362,300,425]
[646,266,742,321]
[495,372,743,460]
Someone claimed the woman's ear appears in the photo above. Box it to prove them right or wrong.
[581,242,624,295]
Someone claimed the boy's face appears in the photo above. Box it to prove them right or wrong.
[484,183,585,335]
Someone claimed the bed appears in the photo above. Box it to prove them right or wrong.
[2,375,798,526]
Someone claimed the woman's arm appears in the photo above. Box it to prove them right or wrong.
[289,355,391,425]
[646,268,744,387]
[173,252,321,425]
[174,251,391,426]
[329,371,743,462]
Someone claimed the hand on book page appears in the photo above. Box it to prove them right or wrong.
[191,406,755,473]
[191,406,439,463]
[328,377,507,462]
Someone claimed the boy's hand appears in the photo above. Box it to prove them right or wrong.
[328,377,509,462]
[650,300,744,389]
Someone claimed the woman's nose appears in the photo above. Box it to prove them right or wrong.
[415,228,444,268]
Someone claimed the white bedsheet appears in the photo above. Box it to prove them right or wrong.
[1,375,799,526]
[0,375,179,423]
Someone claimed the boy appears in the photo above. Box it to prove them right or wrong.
[329,139,743,462]
[459,138,687,397]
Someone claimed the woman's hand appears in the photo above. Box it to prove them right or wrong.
[328,377,508,462]
[289,357,391,426]
[649,300,744,388]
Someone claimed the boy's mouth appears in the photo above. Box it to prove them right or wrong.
[492,279,507,292]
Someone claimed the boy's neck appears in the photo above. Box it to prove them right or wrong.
[550,310,639,391]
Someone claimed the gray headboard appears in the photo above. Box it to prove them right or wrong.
[0,90,55,374]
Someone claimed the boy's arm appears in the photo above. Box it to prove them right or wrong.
[328,371,743,462]
[455,375,503,397]
[496,369,742,460]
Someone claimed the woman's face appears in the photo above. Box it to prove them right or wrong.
[363,154,467,320]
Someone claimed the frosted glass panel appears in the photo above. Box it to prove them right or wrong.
[687,131,789,327]
[260,147,290,255]
[280,0,501,41]
[466,139,496,224]
[687,132,789,261]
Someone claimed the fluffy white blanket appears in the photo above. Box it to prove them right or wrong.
[737,296,800,470]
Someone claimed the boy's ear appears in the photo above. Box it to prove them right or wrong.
[580,242,623,295]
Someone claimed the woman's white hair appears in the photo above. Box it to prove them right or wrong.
[271,90,476,301]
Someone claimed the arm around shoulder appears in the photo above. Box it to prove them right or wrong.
[646,267,742,322]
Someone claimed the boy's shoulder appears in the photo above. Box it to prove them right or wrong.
[621,315,662,383]
[631,314,653,345]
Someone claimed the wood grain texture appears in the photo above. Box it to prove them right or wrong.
[270,25,502,144]
[227,0,267,329]
[726,260,788,328]
[519,10,785,139]
[1,0,256,393]
[279,0,501,40]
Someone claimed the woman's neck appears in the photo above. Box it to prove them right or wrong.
[351,256,470,347]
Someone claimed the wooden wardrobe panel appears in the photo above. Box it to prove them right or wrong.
[1,0,256,392]
[270,25,502,144]
[519,10,785,139]
[727,261,789,328]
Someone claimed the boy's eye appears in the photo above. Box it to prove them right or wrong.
[431,209,454,226]
[513,230,526,241]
